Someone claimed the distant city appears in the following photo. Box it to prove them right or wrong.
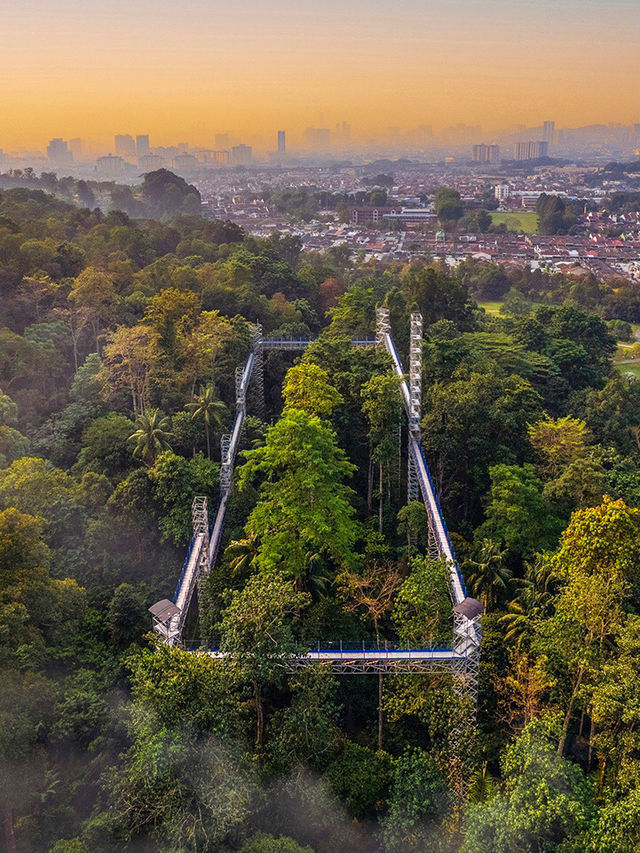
[1,120,639,181]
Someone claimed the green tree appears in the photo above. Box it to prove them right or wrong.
[478,464,561,560]
[463,538,510,611]
[67,267,116,354]
[434,187,464,224]
[185,383,227,458]
[238,409,360,592]
[282,363,343,418]
[528,415,590,477]
[392,556,452,648]
[535,497,640,758]
[462,716,591,853]
[382,747,448,853]
[107,583,146,649]
[129,409,172,467]
[219,571,310,747]
[75,413,135,478]
[361,373,403,528]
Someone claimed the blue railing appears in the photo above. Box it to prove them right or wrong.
[413,441,468,598]
[173,535,196,604]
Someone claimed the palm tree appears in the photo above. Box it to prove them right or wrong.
[129,409,172,466]
[225,532,260,579]
[500,557,554,647]
[463,538,511,611]
[185,384,227,459]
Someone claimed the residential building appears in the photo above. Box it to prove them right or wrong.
[543,121,555,145]
[47,138,73,164]
[514,140,549,161]
[139,154,164,171]
[68,138,82,159]
[350,205,398,225]
[304,127,331,150]
[136,135,150,158]
[231,144,252,165]
[115,134,136,159]
[472,143,501,162]
[96,154,126,178]
[277,130,286,154]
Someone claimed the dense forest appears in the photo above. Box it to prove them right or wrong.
[0,183,638,853]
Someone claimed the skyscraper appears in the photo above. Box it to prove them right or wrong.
[472,143,500,163]
[115,134,136,159]
[68,138,82,159]
[277,130,286,154]
[543,121,555,145]
[304,127,331,150]
[514,140,549,161]
[136,135,150,158]
[47,138,73,164]
[231,144,252,165]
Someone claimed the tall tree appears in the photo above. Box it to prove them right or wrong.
[361,373,403,531]
[185,383,226,459]
[238,409,360,592]
[129,409,172,467]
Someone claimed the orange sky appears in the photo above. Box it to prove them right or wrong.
[1,0,638,150]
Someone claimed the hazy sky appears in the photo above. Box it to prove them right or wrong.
[2,0,638,149]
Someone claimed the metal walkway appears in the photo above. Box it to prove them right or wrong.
[149,320,482,698]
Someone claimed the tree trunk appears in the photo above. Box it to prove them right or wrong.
[205,423,211,459]
[3,809,17,853]
[254,681,264,748]
[378,461,383,534]
[367,454,373,513]
[587,717,595,770]
[558,667,584,756]
[378,673,383,751]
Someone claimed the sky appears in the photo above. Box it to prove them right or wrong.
[1,0,638,150]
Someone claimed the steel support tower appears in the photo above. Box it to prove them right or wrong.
[408,311,423,504]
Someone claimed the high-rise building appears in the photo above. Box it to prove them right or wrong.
[47,138,73,165]
[543,121,555,145]
[304,127,331,150]
[139,154,164,171]
[514,140,549,161]
[231,144,252,165]
[136,135,150,158]
[96,154,126,177]
[334,121,351,144]
[68,138,82,159]
[115,134,136,159]
[472,144,500,163]
[277,130,286,154]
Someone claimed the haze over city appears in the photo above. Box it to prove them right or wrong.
[2,0,638,150]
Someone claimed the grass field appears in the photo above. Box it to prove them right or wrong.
[490,211,539,234]
[477,299,545,316]
[477,301,504,315]
[616,362,640,380]
[615,342,637,362]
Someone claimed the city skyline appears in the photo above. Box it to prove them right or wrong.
[2,0,637,150]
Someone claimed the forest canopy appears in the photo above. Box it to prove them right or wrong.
[0,185,637,853]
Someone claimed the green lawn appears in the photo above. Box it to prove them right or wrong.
[477,299,545,316]
[615,342,636,362]
[477,300,504,316]
[490,211,539,234]
[616,362,640,380]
